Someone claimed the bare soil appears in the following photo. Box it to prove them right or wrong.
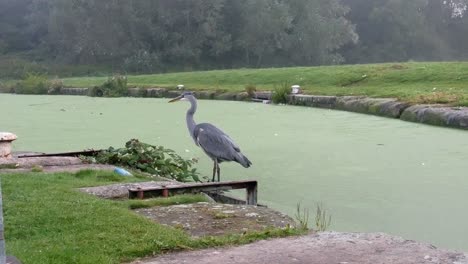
[134,202,295,237]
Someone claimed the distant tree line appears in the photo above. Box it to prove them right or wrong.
[342,0,468,63]
[0,0,467,75]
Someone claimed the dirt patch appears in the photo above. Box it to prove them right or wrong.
[131,232,468,264]
[134,202,295,237]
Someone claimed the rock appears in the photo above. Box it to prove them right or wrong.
[287,95,409,118]
[0,132,18,158]
[400,105,468,129]
[336,97,409,118]
[236,92,250,101]
[253,91,272,100]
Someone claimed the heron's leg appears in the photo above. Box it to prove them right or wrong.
[216,163,221,182]
[212,160,217,182]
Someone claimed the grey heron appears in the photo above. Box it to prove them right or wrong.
[169,92,252,182]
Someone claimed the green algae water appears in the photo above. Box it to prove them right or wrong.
[2,94,468,251]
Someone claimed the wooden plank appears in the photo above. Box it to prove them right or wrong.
[128,180,258,205]
[246,184,258,206]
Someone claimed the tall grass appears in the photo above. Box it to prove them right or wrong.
[272,82,291,104]
[315,203,332,232]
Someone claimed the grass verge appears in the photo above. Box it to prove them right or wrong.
[60,62,468,106]
[1,170,302,263]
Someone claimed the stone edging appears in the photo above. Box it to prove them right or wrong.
[58,87,468,130]
[288,94,468,130]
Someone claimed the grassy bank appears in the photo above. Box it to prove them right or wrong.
[61,62,468,106]
[1,170,300,264]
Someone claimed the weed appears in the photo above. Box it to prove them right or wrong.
[272,82,290,104]
[31,165,43,172]
[315,202,332,232]
[213,212,233,219]
[295,202,309,230]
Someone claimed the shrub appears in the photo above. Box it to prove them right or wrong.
[88,75,128,97]
[81,139,202,182]
[271,82,290,104]
[14,73,48,94]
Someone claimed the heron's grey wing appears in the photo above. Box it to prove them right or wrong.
[194,123,241,161]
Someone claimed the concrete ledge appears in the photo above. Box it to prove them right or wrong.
[401,105,468,129]
[61,87,88,96]
[335,96,410,118]
[54,88,468,130]
[288,94,337,108]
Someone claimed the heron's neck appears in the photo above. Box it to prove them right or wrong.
[186,96,197,138]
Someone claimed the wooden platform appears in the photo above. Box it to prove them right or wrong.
[128,180,258,205]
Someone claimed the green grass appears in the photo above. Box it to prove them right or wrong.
[1,170,302,263]
[61,62,468,106]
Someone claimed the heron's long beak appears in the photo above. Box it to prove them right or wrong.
[168,95,183,103]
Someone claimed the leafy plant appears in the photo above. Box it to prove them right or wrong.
[271,82,290,104]
[81,139,202,182]
[315,202,332,232]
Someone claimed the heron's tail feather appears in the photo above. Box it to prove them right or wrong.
[237,153,252,168]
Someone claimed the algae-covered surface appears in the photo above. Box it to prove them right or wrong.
[2,94,468,250]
